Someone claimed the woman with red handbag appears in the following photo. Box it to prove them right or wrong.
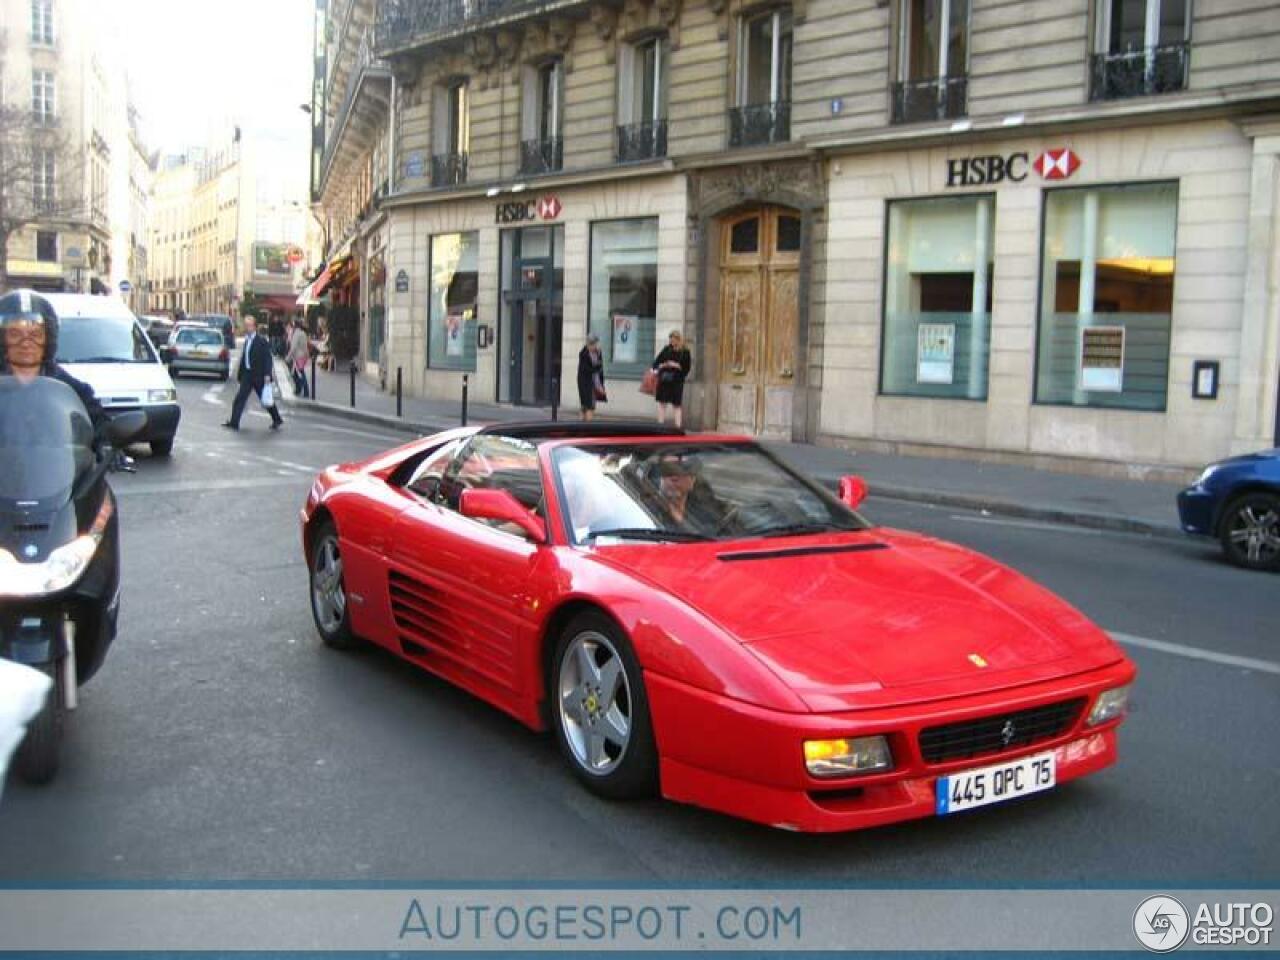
[577,332,606,421]
[651,330,691,428]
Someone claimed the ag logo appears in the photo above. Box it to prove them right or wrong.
[1035,148,1081,181]
[1134,895,1190,952]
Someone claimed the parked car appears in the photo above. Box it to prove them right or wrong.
[300,421,1136,833]
[189,313,235,349]
[140,314,174,350]
[167,323,230,380]
[42,292,181,457]
[1177,448,1280,571]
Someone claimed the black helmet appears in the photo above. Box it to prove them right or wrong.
[0,289,59,370]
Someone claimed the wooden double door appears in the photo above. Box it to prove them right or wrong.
[717,207,801,437]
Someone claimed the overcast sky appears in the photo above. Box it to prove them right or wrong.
[105,0,314,173]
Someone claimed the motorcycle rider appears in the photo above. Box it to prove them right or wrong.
[0,289,104,429]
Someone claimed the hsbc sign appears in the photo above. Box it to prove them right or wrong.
[495,194,563,224]
[945,149,1081,188]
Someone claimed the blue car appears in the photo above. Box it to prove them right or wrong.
[1177,449,1280,571]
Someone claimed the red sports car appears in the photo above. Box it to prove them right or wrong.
[301,422,1135,832]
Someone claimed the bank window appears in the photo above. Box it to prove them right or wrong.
[521,60,563,174]
[730,8,791,147]
[881,195,994,401]
[1091,0,1190,100]
[893,0,969,123]
[589,218,659,379]
[1035,182,1177,412]
[432,79,470,187]
[428,231,479,371]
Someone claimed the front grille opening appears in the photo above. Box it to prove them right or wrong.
[919,697,1087,765]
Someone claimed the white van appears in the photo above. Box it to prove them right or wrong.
[43,294,181,457]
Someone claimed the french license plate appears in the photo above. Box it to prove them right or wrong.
[936,751,1056,815]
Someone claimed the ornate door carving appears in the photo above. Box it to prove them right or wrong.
[717,207,800,436]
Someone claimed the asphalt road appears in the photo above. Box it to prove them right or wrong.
[1,373,1276,885]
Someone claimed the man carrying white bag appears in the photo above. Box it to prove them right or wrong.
[0,659,52,799]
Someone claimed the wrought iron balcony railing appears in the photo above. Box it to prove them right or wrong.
[520,137,563,175]
[377,0,542,52]
[1090,43,1189,101]
[727,101,790,148]
[891,75,968,124]
[616,120,667,163]
[431,152,469,187]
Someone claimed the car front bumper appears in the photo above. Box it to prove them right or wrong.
[1177,484,1216,536]
[645,659,1136,833]
[101,402,181,443]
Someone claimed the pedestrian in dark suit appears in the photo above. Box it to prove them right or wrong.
[222,316,283,430]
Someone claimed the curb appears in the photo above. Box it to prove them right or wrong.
[280,390,1186,543]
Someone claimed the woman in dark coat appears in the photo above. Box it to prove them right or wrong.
[651,329,692,428]
[576,332,605,421]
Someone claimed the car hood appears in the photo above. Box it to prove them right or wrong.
[591,529,1123,711]
[61,361,174,402]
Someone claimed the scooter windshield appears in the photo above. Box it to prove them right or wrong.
[0,376,95,509]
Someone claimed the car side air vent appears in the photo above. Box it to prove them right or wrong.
[388,570,456,654]
[717,542,889,563]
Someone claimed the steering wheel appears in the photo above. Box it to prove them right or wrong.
[714,500,782,537]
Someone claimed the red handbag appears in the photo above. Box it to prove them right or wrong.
[640,369,658,396]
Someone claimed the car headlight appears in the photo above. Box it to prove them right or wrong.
[1086,685,1131,726]
[148,389,176,403]
[0,497,113,598]
[804,736,893,778]
[1195,464,1219,487]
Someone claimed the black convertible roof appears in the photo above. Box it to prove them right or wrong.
[475,420,686,442]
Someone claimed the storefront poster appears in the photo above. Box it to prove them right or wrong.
[1080,326,1125,392]
[612,314,637,364]
[917,323,956,385]
[446,311,465,357]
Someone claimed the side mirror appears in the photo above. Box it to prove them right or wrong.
[838,475,868,511]
[459,488,547,543]
[104,411,148,447]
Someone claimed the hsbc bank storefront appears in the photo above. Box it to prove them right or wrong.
[382,173,688,415]
[815,117,1280,471]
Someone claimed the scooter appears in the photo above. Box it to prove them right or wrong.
[0,374,145,784]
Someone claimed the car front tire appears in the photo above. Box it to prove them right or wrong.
[310,523,357,649]
[551,611,658,800]
[1219,492,1280,571]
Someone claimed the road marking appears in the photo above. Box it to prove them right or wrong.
[113,476,304,497]
[1110,630,1280,676]
[948,515,1104,536]
[302,421,413,443]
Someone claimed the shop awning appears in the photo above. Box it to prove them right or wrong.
[259,294,302,314]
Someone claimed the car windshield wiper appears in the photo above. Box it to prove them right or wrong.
[585,527,712,543]
[756,522,859,539]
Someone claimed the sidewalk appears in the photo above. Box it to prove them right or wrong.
[274,359,1188,540]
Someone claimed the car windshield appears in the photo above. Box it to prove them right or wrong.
[177,328,222,346]
[56,315,156,364]
[0,375,95,507]
[552,442,868,544]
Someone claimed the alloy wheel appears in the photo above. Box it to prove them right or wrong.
[312,537,346,632]
[558,631,632,775]
[1225,498,1280,568]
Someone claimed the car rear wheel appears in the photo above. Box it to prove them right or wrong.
[310,523,357,649]
[150,438,173,457]
[551,612,657,800]
[1219,492,1280,571]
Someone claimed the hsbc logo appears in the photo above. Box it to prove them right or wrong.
[945,149,1081,188]
[1035,148,1081,180]
[495,195,563,224]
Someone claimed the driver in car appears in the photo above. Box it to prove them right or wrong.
[0,290,104,430]
[653,453,729,535]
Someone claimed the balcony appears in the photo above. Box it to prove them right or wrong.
[377,0,569,53]
[431,152,469,187]
[891,76,967,124]
[616,120,667,163]
[1090,44,1189,101]
[728,101,790,148]
[520,137,563,175]
[318,28,392,199]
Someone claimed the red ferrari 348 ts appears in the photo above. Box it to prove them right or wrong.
[301,422,1135,832]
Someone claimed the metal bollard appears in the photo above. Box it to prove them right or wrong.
[311,356,317,402]
[461,374,469,427]
[396,367,402,418]
[349,361,357,408]
[550,376,559,422]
